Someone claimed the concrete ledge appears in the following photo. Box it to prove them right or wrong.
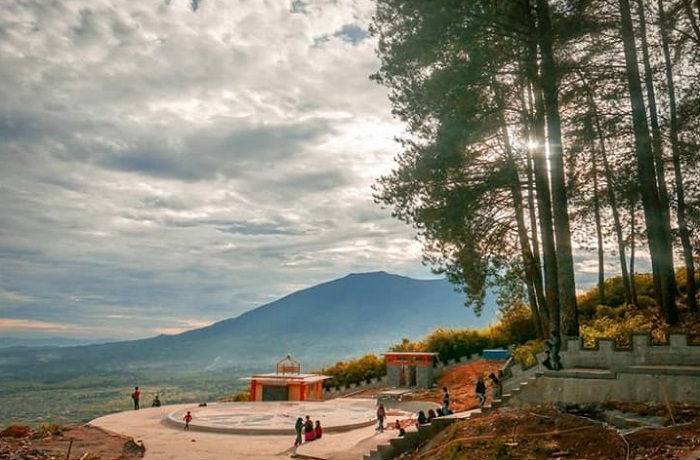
[550,368,616,379]
[623,365,700,376]
[162,400,401,436]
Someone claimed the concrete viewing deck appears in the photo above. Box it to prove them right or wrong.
[90,397,426,460]
[164,399,384,434]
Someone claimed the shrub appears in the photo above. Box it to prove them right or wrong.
[317,354,385,389]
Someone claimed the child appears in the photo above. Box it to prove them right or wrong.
[314,420,323,439]
[394,419,406,437]
[183,411,193,431]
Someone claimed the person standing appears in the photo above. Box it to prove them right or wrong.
[442,386,451,414]
[475,377,486,408]
[546,330,562,370]
[183,411,193,431]
[376,403,386,432]
[131,387,141,410]
[488,372,501,400]
[294,417,303,446]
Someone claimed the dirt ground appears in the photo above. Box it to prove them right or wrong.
[2,361,700,460]
[407,363,700,460]
[0,424,144,460]
[409,404,700,460]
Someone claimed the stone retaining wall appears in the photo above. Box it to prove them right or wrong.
[561,333,700,368]
[502,333,700,406]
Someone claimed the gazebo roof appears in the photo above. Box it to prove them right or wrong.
[276,353,301,374]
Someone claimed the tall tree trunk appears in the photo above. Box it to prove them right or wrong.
[618,0,679,324]
[524,0,560,340]
[592,144,606,304]
[520,72,550,335]
[499,100,547,338]
[636,0,674,303]
[630,203,639,306]
[659,0,698,312]
[585,86,633,305]
[525,137,549,332]
[535,0,579,337]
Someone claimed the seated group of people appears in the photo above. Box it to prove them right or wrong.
[416,407,451,426]
[303,416,322,442]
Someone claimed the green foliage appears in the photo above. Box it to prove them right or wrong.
[38,423,64,435]
[511,340,542,368]
[580,311,655,347]
[490,302,537,346]
[577,274,657,320]
[316,354,386,389]
[423,328,490,363]
[388,337,427,352]
[316,327,503,389]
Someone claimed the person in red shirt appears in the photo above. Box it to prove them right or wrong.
[131,387,141,410]
[314,420,322,439]
[183,411,193,431]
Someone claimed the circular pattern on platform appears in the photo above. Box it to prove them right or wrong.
[166,399,403,435]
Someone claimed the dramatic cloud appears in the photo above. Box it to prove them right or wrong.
[0,0,430,343]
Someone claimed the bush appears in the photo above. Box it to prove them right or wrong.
[490,302,537,346]
[511,340,542,368]
[424,328,490,363]
[317,354,385,389]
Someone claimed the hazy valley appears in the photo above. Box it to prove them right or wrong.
[0,272,495,426]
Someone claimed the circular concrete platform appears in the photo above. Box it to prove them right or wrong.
[165,398,406,435]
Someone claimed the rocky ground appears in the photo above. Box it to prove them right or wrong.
[404,363,700,460]
[2,361,700,460]
[406,403,700,460]
[0,424,144,460]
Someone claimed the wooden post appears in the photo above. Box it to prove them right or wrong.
[65,438,74,460]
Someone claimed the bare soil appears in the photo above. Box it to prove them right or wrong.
[405,362,700,460]
[0,424,144,460]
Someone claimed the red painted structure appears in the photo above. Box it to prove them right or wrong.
[243,354,330,402]
[383,352,438,388]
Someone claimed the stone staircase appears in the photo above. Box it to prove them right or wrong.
[357,333,700,460]
[499,333,700,407]
[359,408,486,460]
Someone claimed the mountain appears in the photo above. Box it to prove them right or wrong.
[0,271,496,379]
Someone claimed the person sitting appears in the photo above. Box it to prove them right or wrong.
[542,349,553,370]
[436,408,444,417]
[427,409,437,423]
[152,395,161,407]
[304,416,315,442]
[417,410,428,426]
[394,419,406,437]
[314,420,322,439]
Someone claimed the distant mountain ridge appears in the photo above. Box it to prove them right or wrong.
[0,271,496,379]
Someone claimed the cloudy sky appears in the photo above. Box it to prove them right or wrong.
[0,0,441,343]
